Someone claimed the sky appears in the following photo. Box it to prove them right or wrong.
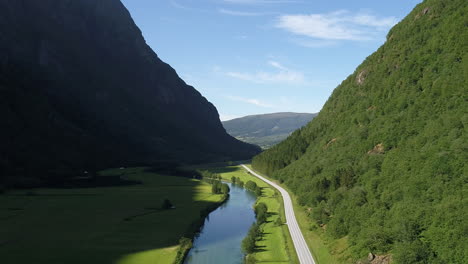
[120,0,422,121]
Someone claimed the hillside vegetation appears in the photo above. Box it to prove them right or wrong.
[253,0,467,263]
[223,112,317,149]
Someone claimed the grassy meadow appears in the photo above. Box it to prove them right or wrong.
[0,167,224,264]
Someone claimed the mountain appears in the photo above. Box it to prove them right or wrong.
[252,0,467,263]
[0,0,259,187]
[223,112,317,149]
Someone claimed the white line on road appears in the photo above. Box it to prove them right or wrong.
[241,164,316,264]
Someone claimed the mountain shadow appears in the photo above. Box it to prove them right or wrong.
[0,0,260,188]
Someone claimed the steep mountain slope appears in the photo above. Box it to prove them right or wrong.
[223,112,317,148]
[0,0,259,186]
[253,0,467,263]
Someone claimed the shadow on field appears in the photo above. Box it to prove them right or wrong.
[0,167,224,264]
[254,245,268,253]
[204,166,239,174]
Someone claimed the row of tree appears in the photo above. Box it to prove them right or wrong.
[231,176,245,187]
[211,180,230,195]
[244,180,262,196]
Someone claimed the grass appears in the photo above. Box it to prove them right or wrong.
[244,165,350,264]
[199,165,297,264]
[0,167,224,264]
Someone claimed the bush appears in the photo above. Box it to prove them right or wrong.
[212,181,230,194]
[174,237,193,264]
[245,180,257,191]
[275,217,283,226]
[221,183,230,194]
[242,235,255,254]
[161,199,173,210]
[242,223,260,254]
[244,255,257,264]
[393,241,434,264]
[255,188,262,196]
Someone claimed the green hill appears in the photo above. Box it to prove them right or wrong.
[252,0,467,263]
[223,112,317,149]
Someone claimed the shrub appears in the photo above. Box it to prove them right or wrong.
[161,199,173,209]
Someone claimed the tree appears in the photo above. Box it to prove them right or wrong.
[255,188,262,197]
[255,203,268,224]
[242,236,255,254]
[275,217,283,226]
[245,180,257,191]
[242,223,260,254]
[212,181,222,194]
[238,180,244,188]
[161,199,173,210]
[221,183,230,194]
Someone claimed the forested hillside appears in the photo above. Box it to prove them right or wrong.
[223,112,317,149]
[252,0,467,263]
[0,0,259,188]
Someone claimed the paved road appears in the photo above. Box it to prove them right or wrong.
[241,164,316,264]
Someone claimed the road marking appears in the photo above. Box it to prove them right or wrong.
[241,164,316,264]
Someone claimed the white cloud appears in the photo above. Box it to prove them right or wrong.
[276,10,398,41]
[219,8,265,16]
[170,0,209,12]
[226,61,304,84]
[226,95,273,108]
[268,60,288,71]
[291,38,338,48]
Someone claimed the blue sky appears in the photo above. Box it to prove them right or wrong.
[121,0,422,121]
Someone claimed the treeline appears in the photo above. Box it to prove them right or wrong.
[245,180,262,196]
[252,1,467,263]
[242,203,269,257]
[199,170,230,195]
[211,181,229,195]
[230,177,262,197]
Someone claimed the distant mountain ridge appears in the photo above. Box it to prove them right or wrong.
[0,0,259,187]
[223,112,317,149]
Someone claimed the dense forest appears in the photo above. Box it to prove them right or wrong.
[253,0,467,263]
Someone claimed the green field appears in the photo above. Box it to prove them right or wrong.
[200,165,298,264]
[0,167,224,264]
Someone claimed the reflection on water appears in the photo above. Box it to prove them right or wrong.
[184,183,256,264]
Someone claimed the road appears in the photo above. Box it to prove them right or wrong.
[241,164,316,264]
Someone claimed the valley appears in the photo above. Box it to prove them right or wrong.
[0,0,466,263]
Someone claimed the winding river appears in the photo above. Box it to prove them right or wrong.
[184,183,257,264]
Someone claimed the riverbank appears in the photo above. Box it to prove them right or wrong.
[198,165,297,263]
[0,167,226,264]
[183,182,257,264]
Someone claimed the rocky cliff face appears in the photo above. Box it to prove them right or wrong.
[0,0,259,185]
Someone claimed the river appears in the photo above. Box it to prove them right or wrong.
[184,183,257,264]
